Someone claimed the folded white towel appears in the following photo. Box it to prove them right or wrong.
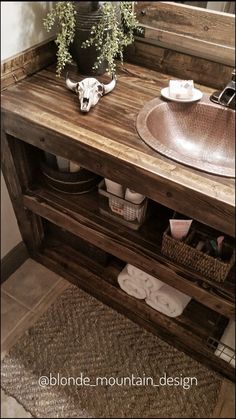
[146,284,191,318]
[215,320,235,367]
[117,266,147,299]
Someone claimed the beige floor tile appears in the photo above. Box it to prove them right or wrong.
[1,262,69,417]
[1,291,29,343]
[2,258,63,310]
[1,389,32,418]
[31,277,70,314]
[1,278,70,355]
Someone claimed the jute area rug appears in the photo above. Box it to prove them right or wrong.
[1,284,222,418]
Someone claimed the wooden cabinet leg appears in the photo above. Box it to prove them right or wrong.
[1,129,44,254]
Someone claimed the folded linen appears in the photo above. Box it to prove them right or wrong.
[215,320,235,367]
[145,284,191,318]
[117,266,147,299]
[126,264,163,295]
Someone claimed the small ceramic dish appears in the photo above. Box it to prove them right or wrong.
[161,87,203,102]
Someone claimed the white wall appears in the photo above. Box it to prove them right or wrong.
[1,2,55,258]
[207,1,235,13]
[1,1,55,61]
[1,173,22,258]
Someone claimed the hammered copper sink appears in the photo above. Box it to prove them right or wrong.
[136,95,235,177]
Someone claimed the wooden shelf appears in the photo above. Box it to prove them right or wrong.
[23,183,235,319]
[34,231,235,382]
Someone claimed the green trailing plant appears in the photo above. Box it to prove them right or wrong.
[44,2,76,76]
[44,2,141,76]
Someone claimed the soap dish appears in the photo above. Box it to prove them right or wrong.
[161,87,203,103]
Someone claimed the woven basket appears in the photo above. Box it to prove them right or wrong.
[161,227,235,282]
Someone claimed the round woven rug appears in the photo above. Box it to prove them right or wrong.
[1,284,222,418]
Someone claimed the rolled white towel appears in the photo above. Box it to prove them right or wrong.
[104,178,124,197]
[126,264,163,296]
[126,265,160,284]
[146,284,191,318]
[215,320,235,367]
[117,266,146,300]
[69,161,81,172]
[56,156,70,172]
[125,188,145,204]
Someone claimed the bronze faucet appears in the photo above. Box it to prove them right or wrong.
[210,70,235,110]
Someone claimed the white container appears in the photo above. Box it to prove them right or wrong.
[98,180,148,230]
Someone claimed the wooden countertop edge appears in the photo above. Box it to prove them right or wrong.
[1,98,234,208]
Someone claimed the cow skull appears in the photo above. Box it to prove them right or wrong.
[65,73,116,113]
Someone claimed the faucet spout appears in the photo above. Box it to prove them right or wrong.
[210,70,235,110]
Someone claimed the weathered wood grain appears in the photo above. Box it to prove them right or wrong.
[1,38,56,91]
[131,2,235,85]
[1,63,235,236]
[125,40,234,90]
[1,131,44,253]
[135,2,235,46]
[137,28,234,67]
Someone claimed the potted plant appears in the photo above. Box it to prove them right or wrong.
[44,1,141,76]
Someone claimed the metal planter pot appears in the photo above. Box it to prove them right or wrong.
[70,2,108,76]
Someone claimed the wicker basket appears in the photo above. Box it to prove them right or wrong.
[161,226,235,282]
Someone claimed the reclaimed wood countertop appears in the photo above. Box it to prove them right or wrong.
[1,62,235,236]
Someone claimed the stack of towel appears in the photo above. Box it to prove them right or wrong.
[118,264,191,318]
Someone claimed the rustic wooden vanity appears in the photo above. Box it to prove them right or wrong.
[1,61,235,381]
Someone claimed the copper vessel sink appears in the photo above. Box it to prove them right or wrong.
[136,95,235,177]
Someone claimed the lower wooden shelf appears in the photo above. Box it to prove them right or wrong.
[33,230,235,382]
[23,184,235,319]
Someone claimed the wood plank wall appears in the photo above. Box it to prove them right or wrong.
[125,1,235,90]
[1,38,56,91]
[124,40,233,90]
[1,3,234,91]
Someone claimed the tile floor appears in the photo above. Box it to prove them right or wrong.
[1,258,69,418]
[1,258,235,418]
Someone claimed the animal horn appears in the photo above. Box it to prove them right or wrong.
[65,72,78,92]
[103,73,116,95]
